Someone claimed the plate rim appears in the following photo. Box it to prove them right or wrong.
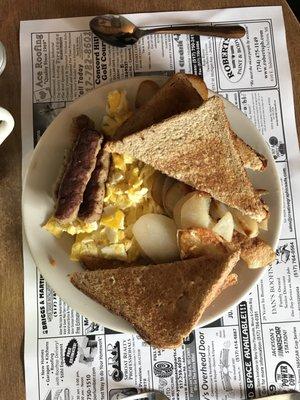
[22,75,283,332]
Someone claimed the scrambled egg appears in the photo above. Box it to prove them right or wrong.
[44,217,98,238]
[101,90,132,136]
[46,89,161,262]
[70,89,161,262]
[44,90,132,239]
[71,153,161,261]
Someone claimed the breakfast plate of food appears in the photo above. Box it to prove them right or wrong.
[23,73,282,348]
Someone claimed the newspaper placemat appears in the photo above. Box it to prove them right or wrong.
[20,6,300,400]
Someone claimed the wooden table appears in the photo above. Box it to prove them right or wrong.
[0,0,299,397]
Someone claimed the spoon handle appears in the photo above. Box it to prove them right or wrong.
[143,25,245,39]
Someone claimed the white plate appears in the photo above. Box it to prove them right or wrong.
[23,76,282,333]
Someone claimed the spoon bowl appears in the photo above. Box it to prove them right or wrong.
[90,15,141,47]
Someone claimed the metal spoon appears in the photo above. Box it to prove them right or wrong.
[90,14,246,48]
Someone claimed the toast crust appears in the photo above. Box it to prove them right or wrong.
[186,74,208,100]
[80,255,149,270]
[230,129,267,171]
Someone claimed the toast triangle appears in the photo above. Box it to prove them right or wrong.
[71,251,240,348]
[116,73,266,171]
[106,96,267,222]
[115,73,207,139]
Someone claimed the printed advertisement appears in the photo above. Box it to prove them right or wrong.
[20,7,300,400]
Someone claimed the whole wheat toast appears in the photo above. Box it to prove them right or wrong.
[71,251,240,348]
[206,273,238,309]
[114,73,208,140]
[116,73,266,170]
[80,255,150,270]
[80,253,237,308]
[229,129,266,171]
[106,96,267,222]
